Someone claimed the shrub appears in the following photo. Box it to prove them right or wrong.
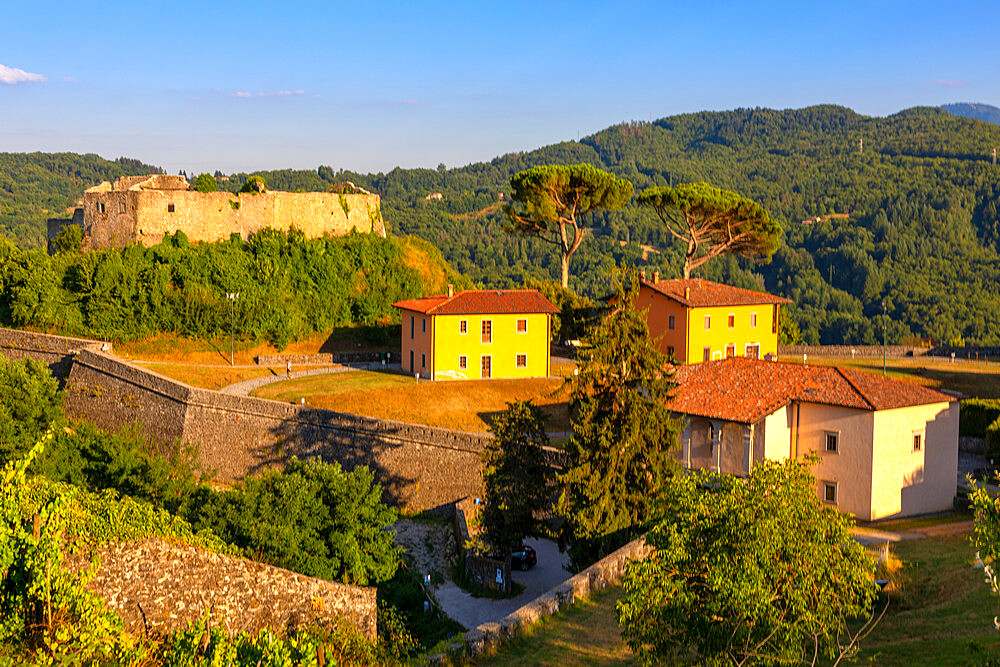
[191,173,218,193]
[961,399,1000,438]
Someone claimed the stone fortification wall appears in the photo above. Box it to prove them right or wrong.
[0,327,104,382]
[67,538,376,639]
[81,178,386,251]
[65,349,487,511]
[257,351,401,366]
[64,350,191,447]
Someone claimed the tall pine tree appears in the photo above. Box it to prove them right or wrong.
[558,268,682,568]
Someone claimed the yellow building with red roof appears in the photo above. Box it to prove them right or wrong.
[393,286,559,381]
[636,275,791,363]
[669,357,960,520]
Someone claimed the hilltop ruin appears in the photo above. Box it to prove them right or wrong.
[48,174,386,251]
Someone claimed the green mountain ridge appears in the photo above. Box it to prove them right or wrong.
[3,104,1000,345]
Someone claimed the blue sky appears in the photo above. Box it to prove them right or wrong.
[2,0,997,174]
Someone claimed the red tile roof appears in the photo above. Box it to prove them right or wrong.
[393,289,560,316]
[669,357,955,423]
[643,278,791,307]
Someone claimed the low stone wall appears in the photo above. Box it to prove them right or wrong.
[0,327,105,382]
[257,351,401,366]
[929,346,1000,360]
[67,538,376,639]
[436,535,652,659]
[65,349,488,512]
[779,345,929,359]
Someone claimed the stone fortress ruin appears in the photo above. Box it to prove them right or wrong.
[48,174,386,251]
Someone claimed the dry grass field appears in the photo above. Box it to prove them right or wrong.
[253,362,576,433]
[779,355,1000,399]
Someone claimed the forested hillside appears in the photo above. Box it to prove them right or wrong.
[0,153,161,246]
[4,105,1000,345]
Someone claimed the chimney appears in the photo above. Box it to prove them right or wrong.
[447,284,454,298]
[639,269,646,281]
[652,270,660,283]
[684,287,690,300]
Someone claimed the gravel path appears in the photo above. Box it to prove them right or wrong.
[219,362,401,396]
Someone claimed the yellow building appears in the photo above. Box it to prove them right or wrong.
[635,275,791,364]
[669,357,960,520]
[393,287,559,381]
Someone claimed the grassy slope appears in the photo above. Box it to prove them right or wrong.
[252,364,575,433]
[859,533,1000,665]
[474,585,633,666]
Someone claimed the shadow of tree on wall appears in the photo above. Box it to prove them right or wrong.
[256,408,427,509]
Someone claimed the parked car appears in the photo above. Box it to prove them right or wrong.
[490,543,537,571]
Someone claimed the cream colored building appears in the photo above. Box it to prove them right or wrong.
[669,357,960,521]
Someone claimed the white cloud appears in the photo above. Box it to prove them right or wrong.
[231,89,306,98]
[0,64,47,85]
[932,79,967,87]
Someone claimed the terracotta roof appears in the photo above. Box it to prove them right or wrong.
[393,289,559,316]
[642,278,791,307]
[669,357,955,424]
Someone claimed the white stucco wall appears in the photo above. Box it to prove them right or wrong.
[761,404,793,462]
[870,401,958,520]
[796,403,875,520]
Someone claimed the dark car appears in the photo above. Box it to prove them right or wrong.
[490,543,537,571]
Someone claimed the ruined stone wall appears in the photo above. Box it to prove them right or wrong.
[64,350,487,512]
[81,186,385,250]
[0,327,103,383]
[67,538,376,640]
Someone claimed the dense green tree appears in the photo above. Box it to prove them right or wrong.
[638,182,782,279]
[618,458,880,666]
[239,174,267,193]
[558,269,681,568]
[971,474,1000,624]
[505,164,633,288]
[183,457,399,585]
[191,172,218,193]
[481,400,553,578]
[52,224,83,254]
[0,355,62,463]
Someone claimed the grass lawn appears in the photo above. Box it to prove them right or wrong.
[858,532,1000,665]
[857,510,972,534]
[474,585,633,666]
[130,362,324,391]
[252,363,575,433]
[778,356,1000,399]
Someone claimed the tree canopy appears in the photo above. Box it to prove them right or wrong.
[505,164,633,288]
[191,172,218,193]
[618,458,881,666]
[638,182,782,279]
[558,269,681,568]
[481,400,553,558]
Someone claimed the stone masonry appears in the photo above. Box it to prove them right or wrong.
[61,175,386,251]
[64,349,488,512]
[66,538,376,640]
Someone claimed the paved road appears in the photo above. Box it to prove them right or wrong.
[434,538,571,630]
[219,362,401,396]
